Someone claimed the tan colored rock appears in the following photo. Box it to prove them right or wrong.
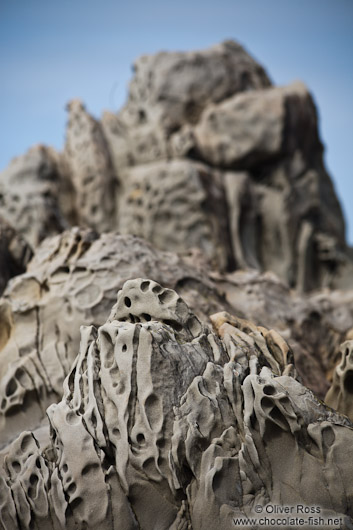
[119,40,271,134]
[0,217,32,295]
[64,99,117,232]
[0,145,67,248]
[325,340,353,421]
[1,279,353,529]
[0,228,227,448]
[118,159,232,270]
[212,269,353,397]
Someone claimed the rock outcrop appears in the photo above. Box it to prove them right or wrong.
[0,146,68,248]
[1,40,352,291]
[1,280,353,530]
[0,229,227,449]
[1,39,353,530]
[0,217,32,296]
[1,228,352,452]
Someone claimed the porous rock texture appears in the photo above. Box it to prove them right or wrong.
[0,145,68,248]
[1,279,353,530]
[1,228,353,453]
[325,339,353,421]
[1,39,353,529]
[0,229,228,449]
[0,217,32,296]
[2,40,352,289]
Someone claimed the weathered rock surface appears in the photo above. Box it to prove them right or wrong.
[0,145,67,248]
[1,280,353,530]
[326,340,353,421]
[0,229,228,449]
[1,228,353,452]
[1,39,353,529]
[0,217,32,296]
[64,99,117,233]
[119,40,271,135]
[1,40,351,291]
[117,159,232,269]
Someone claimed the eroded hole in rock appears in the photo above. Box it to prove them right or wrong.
[163,319,183,333]
[263,385,276,396]
[158,290,175,304]
[124,297,132,308]
[69,497,83,511]
[68,483,77,494]
[344,370,353,394]
[12,461,21,473]
[140,281,150,292]
[136,433,146,445]
[144,394,162,431]
[29,474,38,486]
[82,462,100,476]
[20,434,32,453]
[269,407,290,431]
[322,425,335,448]
[15,368,31,388]
[5,378,17,397]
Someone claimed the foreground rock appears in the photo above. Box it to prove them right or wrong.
[1,228,353,450]
[1,279,353,530]
[0,229,226,448]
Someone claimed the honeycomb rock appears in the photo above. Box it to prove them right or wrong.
[326,340,353,421]
[0,229,227,448]
[0,145,67,248]
[118,159,232,269]
[1,280,353,529]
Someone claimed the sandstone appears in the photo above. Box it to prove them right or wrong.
[0,217,32,296]
[117,159,232,269]
[0,145,67,248]
[119,40,271,133]
[0,229,228,448]
[64,99,117,232]
[1,39,353,529]
[1,280,353,529]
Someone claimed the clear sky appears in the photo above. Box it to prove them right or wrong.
[1,0,352,242]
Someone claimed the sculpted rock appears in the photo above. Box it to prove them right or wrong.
[1,41,351,291]
[0,145,67,248]
[2,228,353,450]
[119,40,271,133]
[325,340,353,421]
[64,99,117,232]
[0,217,32,295]
[212,269,353,397]
[1,279,353,529]
[193,82,319,168]
[102,42,351,290]
[118,159,232,269]
[0,229,227,448]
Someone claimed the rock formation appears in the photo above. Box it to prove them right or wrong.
[0,217,32,296]
[0,146,68,248]
[2,41,352,290]
[1,39,353,529]
[1,280,353,530]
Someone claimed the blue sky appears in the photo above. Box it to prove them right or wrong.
[1,0,352,242]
